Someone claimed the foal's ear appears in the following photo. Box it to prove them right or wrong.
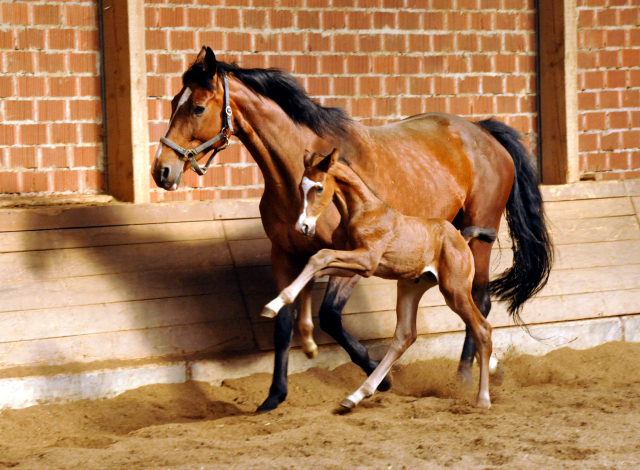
[318,148,339,172]
[203,46,217,79]
[303,150,313,168]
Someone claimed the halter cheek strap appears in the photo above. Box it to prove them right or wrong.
[160,73,234,176]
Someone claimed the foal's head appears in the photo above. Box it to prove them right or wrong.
[296,149,340,237]
[152,46,232,191]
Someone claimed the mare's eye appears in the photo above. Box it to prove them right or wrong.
[194,106,206,115]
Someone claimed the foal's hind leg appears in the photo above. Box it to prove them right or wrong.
[458,237,493,386]
[319,276,393,392]
[341,277,435,410]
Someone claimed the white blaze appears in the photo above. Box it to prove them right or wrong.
[153,87,192,165]
[296,176,322,235]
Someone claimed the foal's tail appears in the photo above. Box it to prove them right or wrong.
[476,119,554,326]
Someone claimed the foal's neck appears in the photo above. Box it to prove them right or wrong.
[331,162,385,221]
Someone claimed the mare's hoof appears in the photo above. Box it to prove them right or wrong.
[457,365,474,388]
[377,373,393,392]
[261,306,278,319]
[256,394,285,413]
[340,398,356,411]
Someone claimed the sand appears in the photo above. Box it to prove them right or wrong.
[2,341,640,469]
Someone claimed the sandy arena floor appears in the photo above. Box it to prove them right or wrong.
[2,341,640,469]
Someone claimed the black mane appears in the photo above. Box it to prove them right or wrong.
[183,61,351,137]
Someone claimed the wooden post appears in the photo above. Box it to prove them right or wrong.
[538,0,579,184]
[101,0,150,203]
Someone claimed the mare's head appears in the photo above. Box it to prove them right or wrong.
[296,149,340,237]
[152,46,231,190]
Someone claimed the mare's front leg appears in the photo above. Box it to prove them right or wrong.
[341,277,435,410]
[257,246,305,413]
[458,237,494,386]
[319,276,393,392]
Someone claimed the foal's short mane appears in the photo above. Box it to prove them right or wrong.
[183,61,352,137]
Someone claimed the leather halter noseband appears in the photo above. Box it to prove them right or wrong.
[160,73,234,176]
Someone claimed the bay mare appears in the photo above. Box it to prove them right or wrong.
[152,47,553,412]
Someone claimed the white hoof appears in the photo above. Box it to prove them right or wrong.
[261,298,285,318]
[489,356,499,374]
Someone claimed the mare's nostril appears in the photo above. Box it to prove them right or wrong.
[162,166,170,180]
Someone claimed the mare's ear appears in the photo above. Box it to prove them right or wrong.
[303,150,313,168]
[204,47,217,79]
[318,148,339,172]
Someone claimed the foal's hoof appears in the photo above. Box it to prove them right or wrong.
[303,346,318,359]
[340,398,357,411]
[261,306,278,319]
[377,373,393,392]
[489,359,505,386]
[476,396,491,409]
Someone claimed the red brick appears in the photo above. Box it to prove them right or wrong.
[323,10,347,29]
[495,12,517,30]
[423,12,446,30]
[621,89,640,108]
[266,55,293,70]
[320,55,344,74]
[226,32,251,51]
[374,97,396,116]
[334,34,357,53]
[70,53,97,74]
[505,75,527,93]
[448,12,470,30]
[253,33,278,52]
[609,152,629,170]
[157,54,185,74]
[0,172,20,193]
[383,34,406,53]
[578,9,596,28]
[581,71,605,89]
[48,29,76,50]
[423,55,445,73]
[9,147,38,169]
[599,90,620,109]
[0,30,13,49]
[374,11,396,29]
[496,96,518,114]
[80,123,102,144]
[399,97,422,116]
[494,54,517,73]
[622,131,640,150]
[408,34,431,53]
[457,34,479,52]
[409,76,432,95]
[582,111,606,131]
[293,55,318,75]
[398,11,421,30]
[433,76,456,95]
[334,77,356,96]
[170,30,197,51]
[69,100,101,121]
[433,34,454,52]
[305,33,331,53]
[504,33,528,52]
[53,170,80,192]
[424,96,448,113]
[621,49,640,68]
[359,34,382,53]
[0,125,16,145]
[384,76,407,95]
[398,56,420,75]
[40,52,67,73]
[4,51,35,74]
[607,70,627,88]
[16,29,44,50]
[33,4,60,25]
[598,50,620,68]
[373,55,396,74]
[158,8,185,28]
[346,55,371,74]
[298,10,321,29]
[583,152,606,172]
[146,31,168,50]
[580,133,600,153]
[268,10,293,29]
[39,100,66,121]
[16,77,46,98]
[2,3,30,26]
[618,7,639,26]
[601,132,621,151]
[458,76,480,94]
[359,76,382,96]
[49,123,77,145]
[19,124,47,146]
[480,34,502,52]
[240,54,266,69]
[64,5,96,27]
[470,11,494,30]
[82,169,105,192]
[4,100,33,121]
[609,111,630,129]
[469,55,490,73]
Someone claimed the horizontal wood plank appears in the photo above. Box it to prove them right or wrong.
[0,239,233,283]
[228,238,272,267]
[0,266,239,313]
[541,181,626,202]
[544,197,635,220]
[0,319,255,368]
[0,293,247,343]
[222,219,267,241]
[0,202,216,233]
[0,221,225,253]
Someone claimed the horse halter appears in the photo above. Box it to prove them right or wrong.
[160,73,234,176]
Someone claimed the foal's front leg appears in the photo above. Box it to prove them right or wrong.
[262,248,378,319]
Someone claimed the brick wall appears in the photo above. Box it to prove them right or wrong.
[0,0,104,198]
[577,0,640,180]
[146,0,538,202]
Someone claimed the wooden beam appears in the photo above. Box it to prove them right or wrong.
[538,0,579,184]
[101,0,150,203]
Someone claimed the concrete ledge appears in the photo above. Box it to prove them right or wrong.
[1,314,638,410]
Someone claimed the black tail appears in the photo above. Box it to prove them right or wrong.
[476,119,554,326]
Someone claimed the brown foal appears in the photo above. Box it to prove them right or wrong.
[262,149,496,410]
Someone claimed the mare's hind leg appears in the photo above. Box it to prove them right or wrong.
[341,277,435,410]
[458,237,493,386]
[320,276,393,392]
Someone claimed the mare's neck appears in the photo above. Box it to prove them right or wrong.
[331,162,384,223]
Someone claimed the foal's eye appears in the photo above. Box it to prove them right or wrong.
[193,106,206,115]
[316,186,324,194]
